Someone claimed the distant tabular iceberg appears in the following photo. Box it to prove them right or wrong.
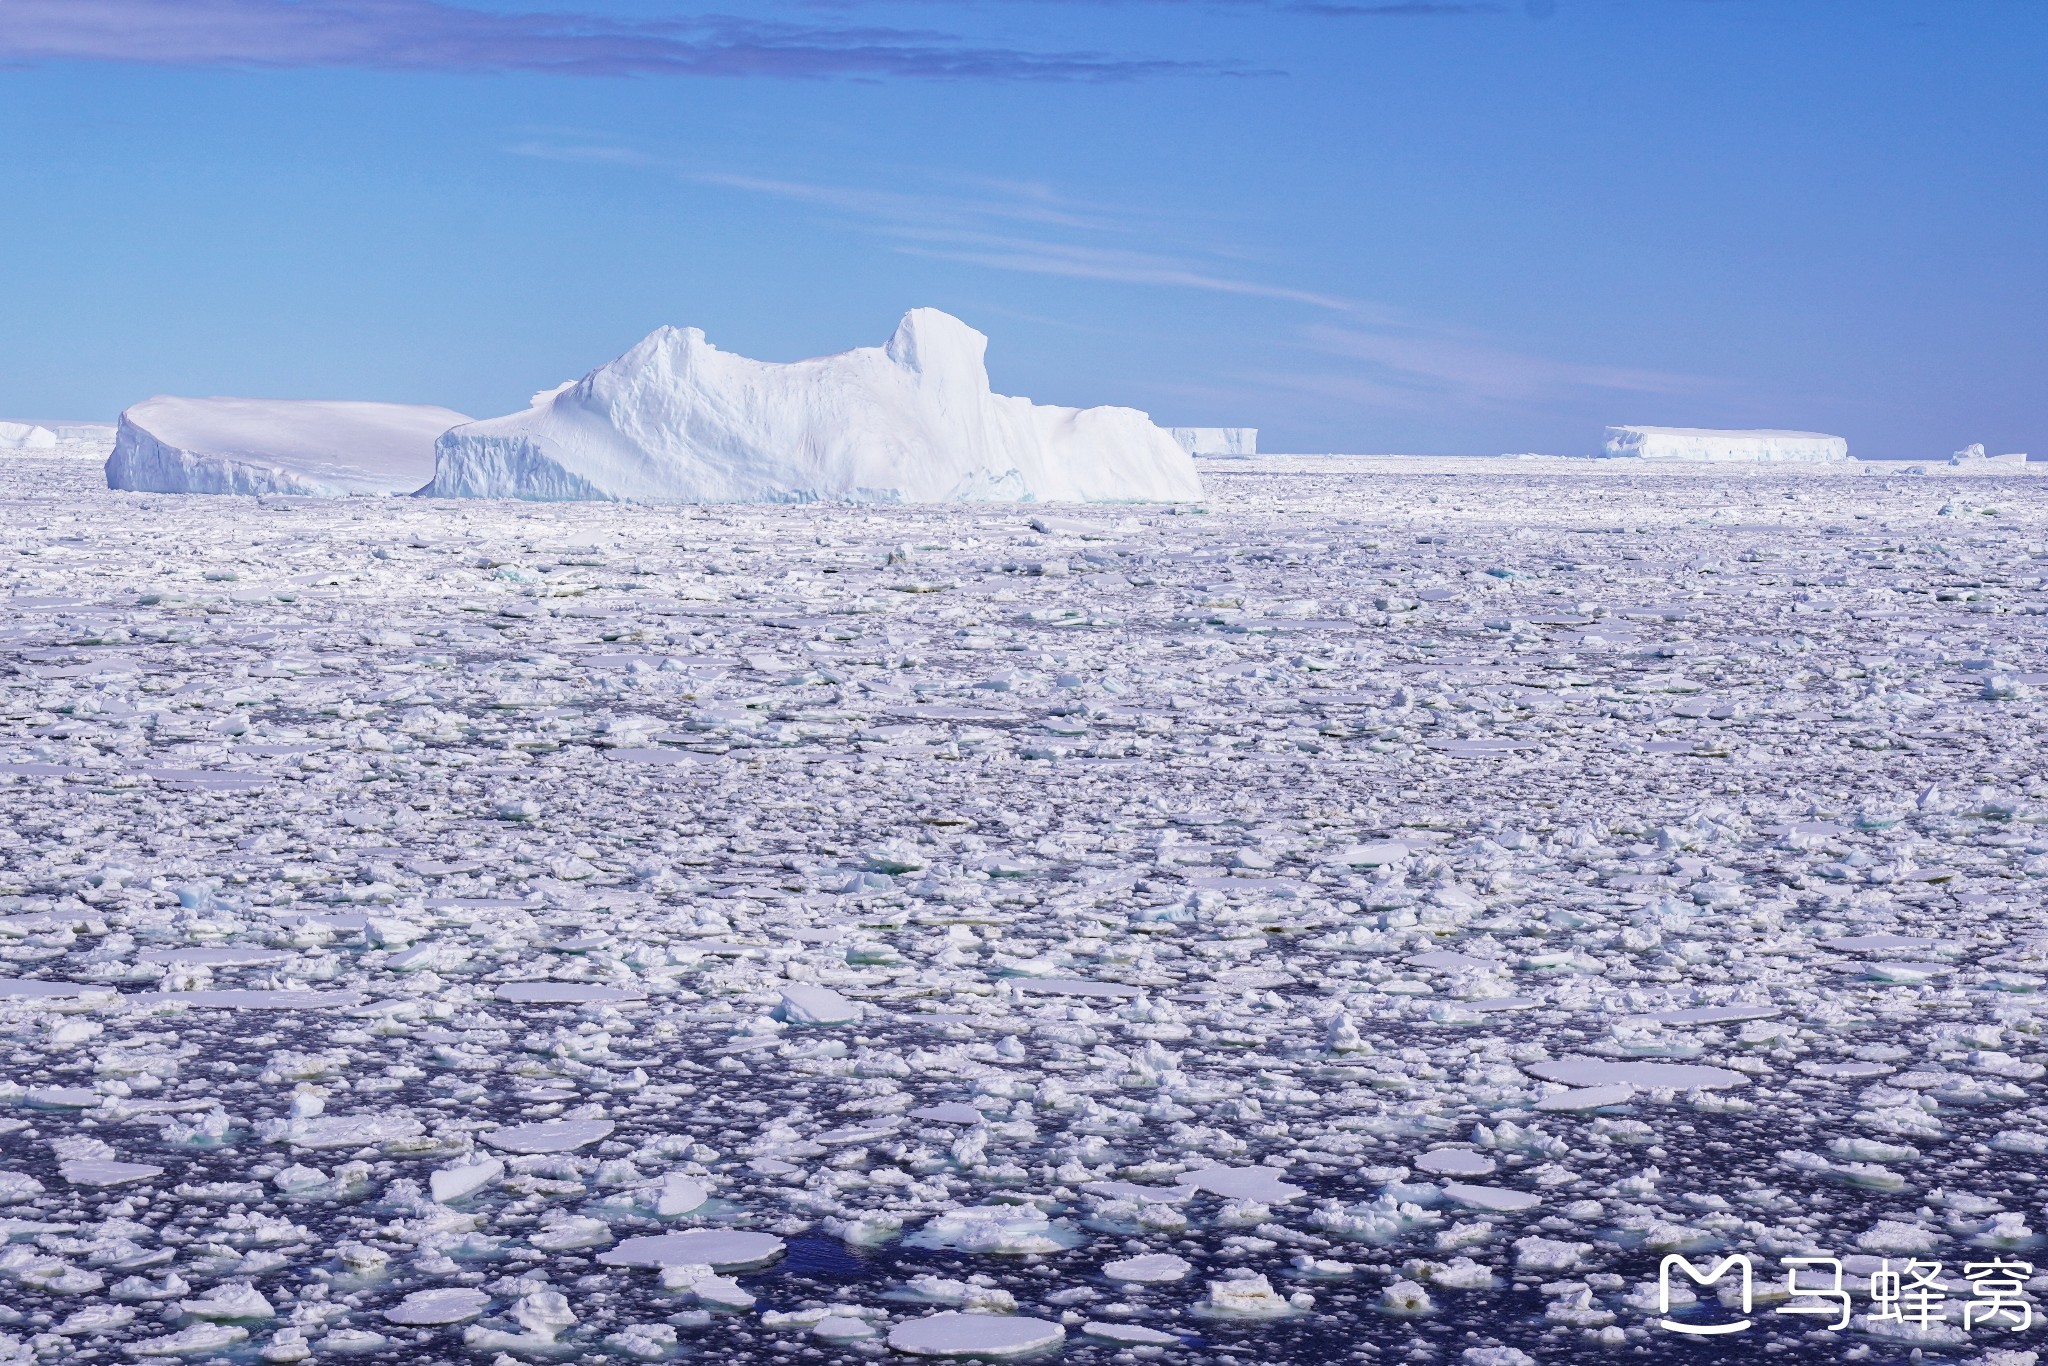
[1170,427,1257,457]
[1603,425,1849,463]
[424,308,1203,505]
[107,397,470,496]
[0,421,57,451]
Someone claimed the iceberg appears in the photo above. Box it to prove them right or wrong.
[0,421,57,451]
[106,397,470,496]
[1170,427,1257,457]
[1602,425,1849,463]
[1950,443,2028,468]
[423,308,1202,504]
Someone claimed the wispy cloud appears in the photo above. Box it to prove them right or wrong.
[516,143,1362,310]
[1246,322,1700,415]
[0,0,1210,81]
[511,142,1698,412]
[892,232,1362,311]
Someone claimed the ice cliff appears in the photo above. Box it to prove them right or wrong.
[106,397,471,496]
[423,309,1202,504]
[1602,425,1850,463]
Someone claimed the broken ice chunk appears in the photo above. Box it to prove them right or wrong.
[480,1119,615,1155]
[430,1155,504,1204]
[1442,1184,1541,1213]
[59,1159,162,1188]
[1102,1252,1192,1283]
[1180,1163,1305,1202]
[494,982,645,1005]
[908,1102,985,1124]
[384,1288,490,1326]
[1414,1148,1496,1178]
[125,1324,250,1357]
[598,1230,786,1271]
[1536,1084,1632,1112]
[658,1263,756,1309]
[177,1282,275,1321]
[1378,1279,1435,1315]
[1523,1059,1747,1090]
[905,1204,1087,1254]
[1082,1322,1178,1344]
[886,1312,1067,1358]
[1200,1273,1306,1318]
[775,985,862,1025]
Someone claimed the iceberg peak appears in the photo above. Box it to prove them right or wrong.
[884,306,989,382]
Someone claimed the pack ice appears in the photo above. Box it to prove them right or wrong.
[106,396,470,496]
[1602,425,1850,463]
[2,450,2045,1365]
[424,308,1203,504]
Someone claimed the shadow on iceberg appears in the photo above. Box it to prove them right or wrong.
[420,308,1203,505]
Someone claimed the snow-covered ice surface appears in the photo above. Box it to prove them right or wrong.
[426,309,1203,504]
[2,453,2047,1363]
[106,398,469,497]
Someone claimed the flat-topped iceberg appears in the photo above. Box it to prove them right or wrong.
[1170,426,1257,457]
[423,308,1202,504]
[0,421,57,451]
[106,396,470,496]
[1603,425,1849,463]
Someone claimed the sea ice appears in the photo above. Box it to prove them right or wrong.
[481,1119,615,1154]
[886,1312,1066,1357]
[1414,1148,1497,1177]
[1180,1163,1307,1202]
[1103,1252,1193,1283]
[774,984,862,1025]
[0,453,2044,1364]
[598,1231,787,1270]
[493,981,644,1004]
[384,1288,490,1325]
[1523,1058,1748,1090]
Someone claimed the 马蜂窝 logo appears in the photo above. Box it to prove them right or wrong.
[1660,1254,1754,1335]
[1657,1254,2035,1337]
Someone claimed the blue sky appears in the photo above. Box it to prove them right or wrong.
[1,0,2042,456]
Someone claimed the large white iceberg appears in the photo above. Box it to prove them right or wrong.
[423,308,1202,504]
[1603,425,1849,463]
[107,397,470,496]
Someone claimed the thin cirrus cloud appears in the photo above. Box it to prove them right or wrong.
[1249,322,1701,416]
[512,141,1697,411]
[0,0,1210,81]
[513,142,1364,311]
